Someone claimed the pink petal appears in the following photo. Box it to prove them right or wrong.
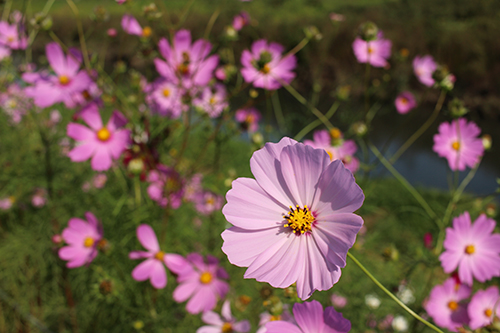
[150,261,167,289]
[136,224,160,252]
[131,259,156,281]
[80,103,103,130]
[68,142,97,162]
[90,147,112,171]
[129,251,151,260]
[186,286,217,314]
[201,311,223,326]
[67,123,95,141]
[173,280,199,303]
[46,42,66,76]
[293,301,324,332]
[265,322,302,333]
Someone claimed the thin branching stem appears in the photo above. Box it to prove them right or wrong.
[294,101,340,141]
[65,0,91,72]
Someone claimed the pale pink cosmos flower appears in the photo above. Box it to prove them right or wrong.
[232,11,250,31]
[0,83,31,123]
[424,278,471,332]
[121,14,152,38]
[265,300,351,333]
[23,42,92,108]
[0,44,10,60]
[468,286,500,330]
[331,293,348,309]
[184,173,203,202]
[146,165,184,209]
[433,118,484,171]
[0,197,14,210]
[439,212,500,285]
[145,79,183,118]
[154,30,218,89]
[395,91,417,114]
[413,55,437,87]
[235,107,261,132]
[352,31,391,68]
[67,103,131,171]
[304,130,359,173]
[197,300,251,333]
[222,137,364,300]
[194,191,223,215]
[0,20,27,50]
[166,253,230,314]
[93,174,107,189]
[58,212,103,268]
[257,305,295,333]
[193,84,228,118]
[129,224,176,289]
[241,40,297,90]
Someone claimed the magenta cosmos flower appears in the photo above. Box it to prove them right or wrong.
[222,137,364,300]
[146,165,184,209]
[24,42,91,108]
[352,32,391,68]
[235,107,261,132]
[439,212,500,286]
[129,224,176,289]
[394,91,417,114]
[0,20,27,50]
[121,14,152,38]
[304,130,359,174]
[194,191,223,215]
[166,253,230,314]
[146,79,183,118]
[59,212,103,268]
[193,84,228,118]
[424,278,471,332]
[232,11,250,31]
[468,286,500,330]
[154,30,218,89]
[265,300,351,333]
[67,104,130,171]
[433,118,484,171]
[197,300,251,333]
[241,40,297,90]
[413,55,437,87]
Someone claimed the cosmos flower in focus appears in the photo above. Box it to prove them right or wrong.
[424,278,470,332]
[241,40,297,90]
[352,32,391,68]
[394,91,417,114]
[413,55,437,87]
[265,300,351,333]
[222,137,364,300]
[439,212,500,285]
[167,253,230,314]
[433,118,484,171]
[59,212,103,268]
[67,104,131,171]
[197,300,250,333]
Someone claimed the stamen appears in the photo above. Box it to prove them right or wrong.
[221,322,233,333]
[200,272,212,284]
[97,128,111,141]
[59,75,70,85]
[464,245,475,255]
[83,237,94,248]
[261,64,271,74]
[142,26,152,37]
[484,308,493,317]
[329,127,342,140]
[284,205,315,235]
[451,141,460,151]
[400,97,408,105]
[447,301,458,311]
[270,315,281,321]
[162,88,170,97]
[367,46,374,54]
[154,251,165,261]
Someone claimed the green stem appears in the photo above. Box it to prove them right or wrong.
[271,91,286,133]
[389,90,446,164]
[66,0,91,72]
[203,7,220,40]
[364,60,371,115]
[2,0,12,21]
[370,144,438,222]
[294,101,339,141]
[347,252,445,333]
[283,37,310,58]
[134,177,141,208]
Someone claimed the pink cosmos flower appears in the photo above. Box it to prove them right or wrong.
[107,28,117,37]
[145,79,183,118]
[129,224,176,289]
[257,305,295,333]
[146,165,184,208]
[184,173,203,202]
[23,42,92,108]
[58,212,103,268]
[67,104,131,171]
[265,300,351,333]
[439,212,500,285]
[166,253,230,314]
[197,300,251,333]
[121,14,152,38]
[331,293,348,309]
[468,286,500,330]
[232,11,250,31]
[92,174,107,189]
[241,40,297,90]
[221,137,364,300]
[31,188,47,207]
[304,130,359,173]
[0,197,14,210]
[395,91,417,114]
[0,83,31,123]
[154,30,218,89]
[413,55,437,87]
[0,44,10,60]
[235,107,261,132]
[433,118,484,171]
[194,191,223,215]
[424,278,471,332]
[193,84,228,118]
[0,21,27,50]
[352,32,392,68]
[116,0,127,4]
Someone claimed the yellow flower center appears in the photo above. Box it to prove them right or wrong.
[97,127,111,141]
[367,46,374,54]
[200,272,212,284]
[447,301,458,311]
[330,128,342,140]
[162,88,170,97]
[485,308,493,317]
[59,75,70,85]
[178,64,189,75]
[142,26,152,38]
[83,237,94,248]
[326,150,333,161]
[270,315,281,321]
[221,322,233,333]
[245,114,254,123]
[400,97,408,105]
[284,205,315,235]
[7,36,14,43]
[261,64,271,74]
[451,141,460,151]
[209,97,216,105]
[465,245,475,255]
[206,197,215,205]
[154,251,165,261]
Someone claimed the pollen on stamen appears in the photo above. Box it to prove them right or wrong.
[284,204,315,235]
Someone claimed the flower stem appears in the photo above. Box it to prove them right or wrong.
[389,90,446,164]
[66,0,91,72]
[294,101,340,141]
[347,252,445,333]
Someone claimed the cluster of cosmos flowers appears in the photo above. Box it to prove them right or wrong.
[1,3,498,332]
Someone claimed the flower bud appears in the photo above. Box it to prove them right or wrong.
[448,98,468,118]
[358,21,378,41]
[304,26,322,41]
[351,121,368,137]
[482,134,492,150]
